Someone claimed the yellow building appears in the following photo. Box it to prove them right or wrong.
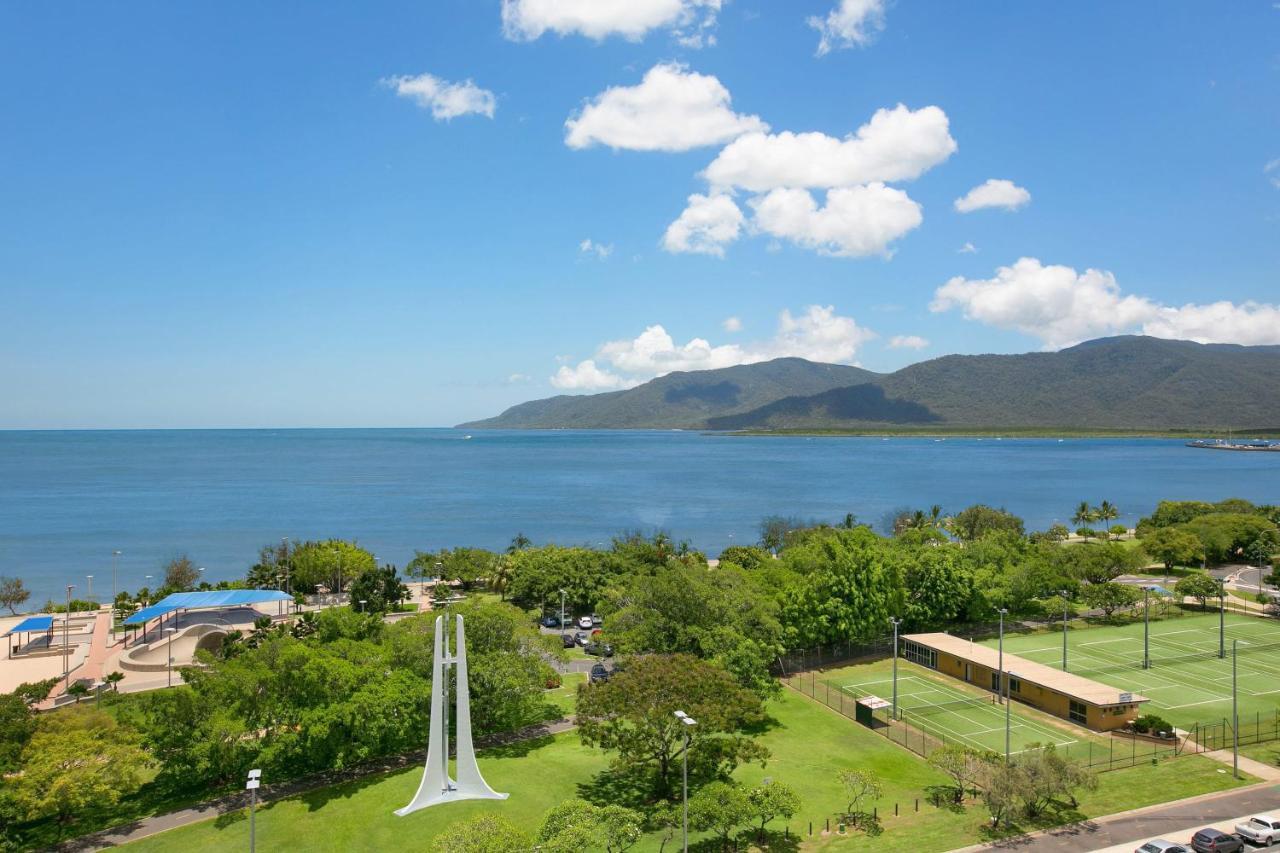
[901,632,1150,732]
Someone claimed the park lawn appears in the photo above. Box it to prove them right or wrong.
[1239,741,1280,767]
[546,670,585,717]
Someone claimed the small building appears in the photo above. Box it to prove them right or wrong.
[901,632,1149,732]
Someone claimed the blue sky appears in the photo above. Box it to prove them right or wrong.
[2,1,1278,428]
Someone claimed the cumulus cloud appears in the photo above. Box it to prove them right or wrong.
[566,63,767,152]
[382,73,496,120]
[748,183,923,257]
[722,316,743,332]
[703,104,957,193]
[954,179,1031,213]
[501,0,722,43]
[550,305,876,390]
[888,335,929,350]
[958,242,978,254]
[579,238,613,260]
[662,192,744,256]
[808,0,886,56]
[931,257,1280,349]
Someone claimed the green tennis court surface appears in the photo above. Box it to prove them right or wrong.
[980,611,1280,729]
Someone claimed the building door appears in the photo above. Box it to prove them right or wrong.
[964,663,971,682]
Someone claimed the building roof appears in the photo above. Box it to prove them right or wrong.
[124,589,291,625]
[4,615,54,635]
[903,632,1150,707]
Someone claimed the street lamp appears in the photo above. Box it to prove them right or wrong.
[1142,586,1151,669]
[144,575,152,606]
[1219,579,1227,659]
[997,608,1007,703]
[1060,590,1069,671]
[111,550,121,642]
[359,600,368,613]
[63,584,74,687]
[559,588,567,635]
[1232,639,1240,779]
[162,627,178,688]
[197,567,205,588]
[674,711,696,853]
[86,575,94,604]
[890,617,901,719]
[247,769,262,853]
[1005,668,1015,762]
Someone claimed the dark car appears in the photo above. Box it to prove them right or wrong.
[561,633,575,649]
[1190,829,1243,853]
[585,641,614,657]
[574,631,590,646]
[539,615,561,628]
[1137,841,1189,853]
[589,663,610,683]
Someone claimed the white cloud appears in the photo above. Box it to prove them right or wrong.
[703,104,956,192]
[930,257,1280,349]
[748,183,923,257]
[506,373,532,384]
[551,305,876,390]
[579,238,613,260]
[808,0,886,56]
[954,179,1031,213]
[566,63,767,152]
[722,316,743,332]
[501,0,722,43]
[958,241,978,254]
[1266,158,1280,189]
[662,192,744,256]
[550,359,634,391]
[382,73,496,120]
[888,335,929,350]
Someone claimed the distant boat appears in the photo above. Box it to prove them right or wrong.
[463,435,473,440]
[1186,438,1280,452]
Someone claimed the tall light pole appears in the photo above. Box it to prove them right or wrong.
[163,627,177,687]
[674,711,696,853]
[197,567,205,588]
[890,617,901,720]
[1005,667,1013,762]
[111,550,121,642]
[559,588,567,634]
[1219,579,1227,659]
[63,584,74,687]
[247,769,261,852]
[997,608,1007,703]
[1060,590,1069,671]
[1143,587,1151,669]
[1232,639,1240,778]
[144,575,152,606]
[86,575,94,604]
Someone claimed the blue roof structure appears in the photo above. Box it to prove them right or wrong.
[5,615,54,635]
[124,589,292,625]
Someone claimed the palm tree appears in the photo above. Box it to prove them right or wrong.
[1072,501,1097,540]
[490,557,513,601]
[105,671,125,692]
[1097,500,1120,540]
[66,682,90,704]
[506,533,532,554]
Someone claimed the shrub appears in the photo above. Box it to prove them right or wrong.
[1132,713,1172,735]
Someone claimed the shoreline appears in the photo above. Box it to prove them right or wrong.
[717,427,1280,439]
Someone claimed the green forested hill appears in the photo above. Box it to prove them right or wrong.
[460,337,1280,432]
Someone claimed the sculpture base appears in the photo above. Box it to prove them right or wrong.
[395,785,509,816]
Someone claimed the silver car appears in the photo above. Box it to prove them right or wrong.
[1137,841,1189,853]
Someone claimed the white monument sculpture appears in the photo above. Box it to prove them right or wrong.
[396,613,508,815]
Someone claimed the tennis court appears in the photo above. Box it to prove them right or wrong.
[984,612,1280,729]
[832,662,1094,755]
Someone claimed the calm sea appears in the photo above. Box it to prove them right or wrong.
[0,429,1276,607]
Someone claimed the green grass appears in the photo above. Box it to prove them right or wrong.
[114,686,1255,852]
[982,611,1280,730]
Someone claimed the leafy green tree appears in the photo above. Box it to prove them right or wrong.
[746,780,801,839]
[1142,527,1204,571]
[976,754,1022,828]
[1072,501,1097,536]
[758,516,811,553]
[536,799,642,853]
[903,546,975,629]
[11,678,58,706]
[105,670,125,691]
[779,527,904,647]
[689,781,752,851]
[950,505,1025,542]
[1181,513,1278,564]
[1080,582,1141,619]
[0,576,31,615]
[348,564,410,614]
[314,607,383,643]
[505,545,618,613]
[66,682,91,703]
[290,611,318,639]
[927,743,988,804]
[434,814,528,852]
[597,804,644,853]
[507,532,532,553]
[163,554,200,591]
[1053,541,1144,585]
[1096,500,1120,538]
[838,768,883,827]
[490,557,513,600]
[1175,571,1222,610]
[0,693,36,772]
[718,545,772,571]
[575,653,768,798]
[9,707,150,823]
[285,539,376,593]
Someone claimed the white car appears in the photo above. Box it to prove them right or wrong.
[1136,841,1188,853]
[577,616,594,630]
[1234,815,1280,845]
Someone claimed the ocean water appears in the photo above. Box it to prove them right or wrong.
[0,429,1276,607]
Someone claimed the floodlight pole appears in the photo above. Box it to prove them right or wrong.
[1142,587,1150,669]
[246,769,261,853]
[997,609,1006,704]
[674,712,696,853]
[64,584,74,687]
[1060,590,1068,671]
[1232,639,1239,779]
[890,617,901,720]
[559,588,567,634]
[1219,581,1226,659]
[111,550,121,642]
[1004,666,1012,763]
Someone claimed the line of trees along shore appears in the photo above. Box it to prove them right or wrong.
[0,497,1277,850]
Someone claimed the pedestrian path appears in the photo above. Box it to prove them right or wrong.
[39,609,112,708]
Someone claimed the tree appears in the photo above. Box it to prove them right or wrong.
[0,693,36,772]
[0,576,31,615]
[11,678,57,706]
[927,743,985,804]
[1142,527,1204,571]
[290,610,318,639]
[1080,582,1141,619]
[597,805,643,853]
[9,707,150,823]
[746,780,800,839]
[537,799,642,853]
[1096,500,1120,539]
[1175,571,1222,611]
[105,671,125,691]
[976,756,1023,828]
[66,682,91,703]
[507,532,532,554]
[490,557,513,600]
[689,781,752,851]
[950,505,1025,542]
[758,516,811,553]
[575,653,768,798]
[505,545,619,613]
[1072,501,1097,537]
[903,546,975,629]
[838,768,883,827]
[163,554,200,591]
[348,564,410,614]
[434,814,528,852]
[284,539,376,593]
[437,547,500,591]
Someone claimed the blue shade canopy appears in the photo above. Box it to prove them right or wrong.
[124,589,291,625]
[5,615,54,635]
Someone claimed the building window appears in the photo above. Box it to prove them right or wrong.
[1009,677,1022,694]
[1069,700,1087,724]
[901,640,937,669]
[990,672,1001,693]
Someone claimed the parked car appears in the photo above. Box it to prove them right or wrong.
[1137,841,1189,853]
[1234,816,1280,846]
[577,616,594,630]
[539,615,560,628]
[585,641,614,657]
[590,614,602,626]
[574,631,590,646]
[561,633,575,649]
[1190,828,1243,853]
[589,663,610,683]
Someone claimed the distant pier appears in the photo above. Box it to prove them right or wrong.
[1186,439,1280,452]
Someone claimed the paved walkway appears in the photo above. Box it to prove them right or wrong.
[40,609,112,707]
[58,717,578,851]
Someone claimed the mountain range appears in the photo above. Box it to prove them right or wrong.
[459,336,1280,432]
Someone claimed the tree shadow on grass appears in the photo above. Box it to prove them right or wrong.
[296,770,396,813]
[481,733,557,760]
[575,766,658,811]
[923,784,967,813]
[739,710,783,738]
[976,799,1095,848]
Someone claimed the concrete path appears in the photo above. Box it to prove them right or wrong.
[954,782,1280,851]
[58,717,578,851]
[40,609,111,707]
[1202,749,1280,782]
